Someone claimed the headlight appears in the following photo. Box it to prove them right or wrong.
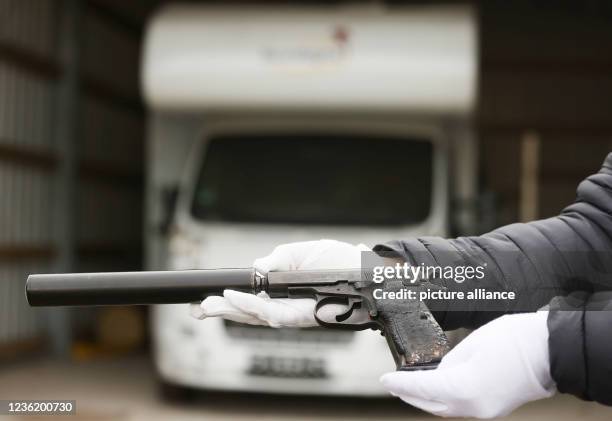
[168,227,206,269]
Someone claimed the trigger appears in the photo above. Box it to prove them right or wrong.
[335,298,362,322]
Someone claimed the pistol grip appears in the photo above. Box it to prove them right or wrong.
[378,301,450,371]
[399,363,440,371]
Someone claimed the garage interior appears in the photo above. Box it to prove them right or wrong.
[1,0,612,420]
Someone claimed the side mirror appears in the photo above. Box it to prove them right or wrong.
[159,186,179,235]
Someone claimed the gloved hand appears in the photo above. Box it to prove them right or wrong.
[380,311,556,419]
[190,240,370,327]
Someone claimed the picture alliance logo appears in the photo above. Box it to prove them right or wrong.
[371,262,487,284]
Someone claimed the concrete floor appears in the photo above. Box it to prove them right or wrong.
[1,356,611,421]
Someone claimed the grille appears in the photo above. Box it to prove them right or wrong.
[223,320,354,344]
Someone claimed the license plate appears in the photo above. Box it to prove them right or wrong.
[248,355,327,378]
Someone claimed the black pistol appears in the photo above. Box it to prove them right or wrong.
[26,268,449,371]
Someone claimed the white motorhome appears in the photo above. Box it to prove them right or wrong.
[142,4,478,397]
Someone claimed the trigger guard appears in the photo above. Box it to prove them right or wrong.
[314,296,374,329]
[314,295,349,325]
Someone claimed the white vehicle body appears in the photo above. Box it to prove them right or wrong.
[142,4,478,396]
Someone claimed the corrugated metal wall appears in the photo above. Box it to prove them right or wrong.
[479,1,612,224]
[0,0,146,358]
[77,1,144,273]
[0,0,57,355]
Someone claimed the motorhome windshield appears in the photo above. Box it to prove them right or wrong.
[191,134,433,226]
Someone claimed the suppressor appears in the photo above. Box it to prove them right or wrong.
[26,268,262,307]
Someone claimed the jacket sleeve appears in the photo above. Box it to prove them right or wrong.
[374,153,612,405]
[547,291,612,405]
[374,152,612,330]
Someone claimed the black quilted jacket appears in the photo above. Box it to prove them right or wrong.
[375,152,612,405]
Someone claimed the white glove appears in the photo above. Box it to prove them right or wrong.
[252,239,370,273]
[380,311,556,419]
[190,240,370,327]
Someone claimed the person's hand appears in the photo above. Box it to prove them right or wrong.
[380,311,556,418]
[252,239,370,273]
[190,240,370,327]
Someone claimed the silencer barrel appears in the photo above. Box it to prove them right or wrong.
[26,268,256,306]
